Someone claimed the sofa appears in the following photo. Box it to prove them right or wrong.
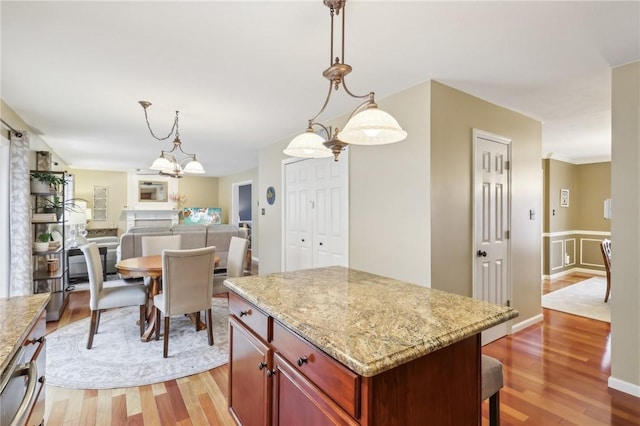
[117,224,248,274]
[68,235,119,280]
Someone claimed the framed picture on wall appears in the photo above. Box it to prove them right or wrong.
[560,189,570,207]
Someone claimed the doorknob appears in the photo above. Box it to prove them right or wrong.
[477,250,487,257]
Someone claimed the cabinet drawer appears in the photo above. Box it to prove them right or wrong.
[229,292,270,341]
[272,321,360,419]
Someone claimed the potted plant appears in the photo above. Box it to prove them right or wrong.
[34,232,51,252]
[39,196,86,221]
[30,171,66,194]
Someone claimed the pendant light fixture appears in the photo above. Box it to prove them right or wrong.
[284,0,407,161]
[139,101,205,178]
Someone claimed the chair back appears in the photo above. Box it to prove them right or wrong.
[142,235,182,256]
[601,239,612,271]
[79,243,104,310]
[160,246,216,316]
[227,237,249,278]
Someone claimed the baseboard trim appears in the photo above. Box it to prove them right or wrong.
[511,314,543,334]
[608,376,640,397]
[544,267,606,280]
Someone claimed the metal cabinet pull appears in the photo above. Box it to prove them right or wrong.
[297,356,308,367]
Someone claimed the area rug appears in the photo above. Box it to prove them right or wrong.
[542,277,610,322]
[46,298,229,389]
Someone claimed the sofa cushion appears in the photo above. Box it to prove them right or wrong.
[171,224,207,250]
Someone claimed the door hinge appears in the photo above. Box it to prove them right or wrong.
[505,160,510,170]
[505,230,510,239]
[506,300,511,307]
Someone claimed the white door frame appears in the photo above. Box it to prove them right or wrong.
[472,128,513,344]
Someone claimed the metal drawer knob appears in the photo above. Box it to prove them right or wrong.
[297,356,308,367]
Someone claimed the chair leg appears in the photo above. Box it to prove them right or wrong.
[139,305,146,336]
[87,310,99,349]
[163,316,170,358]
[95,310,102,334]
[155,309,161,341]
[604,272,611,302]
[195,311,201,332]
[206,308,214,346]
[489,391,500,426]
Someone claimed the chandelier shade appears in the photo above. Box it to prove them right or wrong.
[139,101,206,178]
[283,0,407,162]
[339,105,408,145]
[284,128,333,158]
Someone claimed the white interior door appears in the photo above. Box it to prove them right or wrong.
[285,160,312,271]
[473,129,511,345]
[312,154,348,267]
[284,154,348,272]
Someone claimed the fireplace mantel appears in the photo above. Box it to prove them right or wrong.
[122,209,179,231]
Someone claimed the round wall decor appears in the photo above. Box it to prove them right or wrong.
[266,186,276,205]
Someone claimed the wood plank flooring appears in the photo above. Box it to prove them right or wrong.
[44,273,640,425]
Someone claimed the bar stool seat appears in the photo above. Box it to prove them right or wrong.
[482,355,504,426]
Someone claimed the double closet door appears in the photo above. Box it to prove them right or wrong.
[284,154,348,272]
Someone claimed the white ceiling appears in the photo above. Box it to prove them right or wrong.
[2,1,638,176]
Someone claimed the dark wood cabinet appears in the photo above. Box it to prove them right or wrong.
[229,316,272,426]
[273,353,358,426]
[228,292,481,425]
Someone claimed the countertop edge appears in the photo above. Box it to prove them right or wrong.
[0,293,51,375]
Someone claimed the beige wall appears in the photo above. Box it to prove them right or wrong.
[178,175,219,215]
[68,169,219,235]
[218,168,259,257]
[545,159,578,232]
[610,61,640,394]
[258,81,432,285]
[542,160,610,276]
[430,81,542,323]
[69,169,128,234]
[577,162,611,231]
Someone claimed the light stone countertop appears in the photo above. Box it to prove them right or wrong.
[0,293,50,375]
[225,266,518,377]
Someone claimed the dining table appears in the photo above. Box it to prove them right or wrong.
[116,254,220,342]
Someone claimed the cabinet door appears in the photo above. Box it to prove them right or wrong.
[272,353,357,426]
[229,316,271,426]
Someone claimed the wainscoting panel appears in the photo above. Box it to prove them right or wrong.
[564,238,576,267]
[580,238,605,267]
[550,240,565,271]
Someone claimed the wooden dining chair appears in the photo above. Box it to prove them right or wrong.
[80,243,147,349]
[154,246,216,358]
[212,236,249,295]
[600,239,612,302]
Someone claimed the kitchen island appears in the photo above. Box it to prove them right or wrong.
[225,266,518,425]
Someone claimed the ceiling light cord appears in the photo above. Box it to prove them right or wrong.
[139,101,205,178]
[284,0,407,162]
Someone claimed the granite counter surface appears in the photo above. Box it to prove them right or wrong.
[0,293,50,375]
[225,266,518,377]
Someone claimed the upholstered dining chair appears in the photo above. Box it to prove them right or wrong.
[600,239,612,302]
[212,236,249,295]
[80,243,147,349]
[154,246,217,358]
[141,234,182,288]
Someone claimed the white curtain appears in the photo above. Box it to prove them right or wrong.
[0,135,9,298]
[9,131,32,296]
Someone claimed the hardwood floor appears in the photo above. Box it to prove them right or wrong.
[44,273,640,425]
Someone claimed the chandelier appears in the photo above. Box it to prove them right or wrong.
[139,101,205,178]
[283,0,407,162]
